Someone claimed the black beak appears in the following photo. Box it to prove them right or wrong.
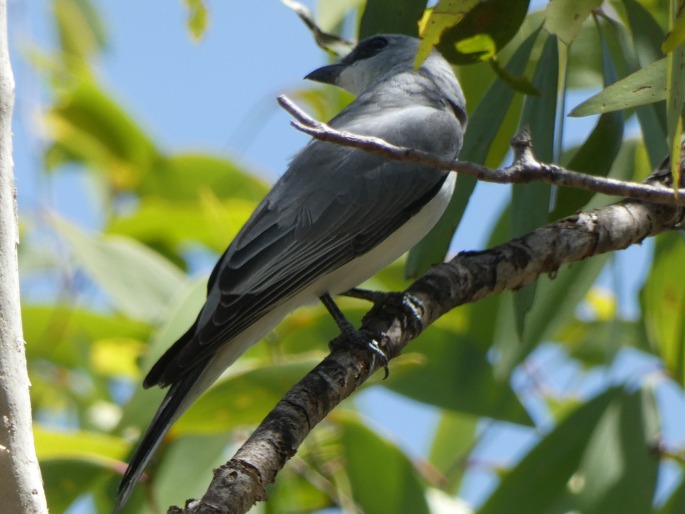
[304,63,346,85]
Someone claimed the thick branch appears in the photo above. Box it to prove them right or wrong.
[277,95,685,206]
[0,1,49,513]
[175,136,684,514]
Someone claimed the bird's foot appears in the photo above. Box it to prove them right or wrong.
[320,293,390,378]
[342,288,424,332]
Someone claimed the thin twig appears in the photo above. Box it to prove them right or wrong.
[277,94,685,206]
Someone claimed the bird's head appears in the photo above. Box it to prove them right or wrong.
[305,35,431,96]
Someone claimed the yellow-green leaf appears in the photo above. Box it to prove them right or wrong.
[184,0,208,40]
[415,0,479,68]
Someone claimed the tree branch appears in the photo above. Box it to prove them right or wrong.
[0,1,49,512]
[277,95,685,206]
[174,109,685,513]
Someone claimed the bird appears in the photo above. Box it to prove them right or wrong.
[115,33,467,511]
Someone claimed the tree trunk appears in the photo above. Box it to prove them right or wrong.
[0,1,49,512]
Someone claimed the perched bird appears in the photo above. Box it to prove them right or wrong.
[115,33,466,511]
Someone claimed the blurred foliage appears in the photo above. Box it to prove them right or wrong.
[15,0,685,513]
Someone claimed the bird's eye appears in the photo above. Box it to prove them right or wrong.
[367,37,388,50]
[349,36,389,61]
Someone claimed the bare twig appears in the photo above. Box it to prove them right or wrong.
[175,116,685,513]
[277,94,685,206]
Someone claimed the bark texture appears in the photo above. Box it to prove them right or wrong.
[0,2,49,512]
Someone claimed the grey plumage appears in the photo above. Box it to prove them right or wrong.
[115,34,466,511]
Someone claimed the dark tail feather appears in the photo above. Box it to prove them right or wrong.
[114,364,204,513]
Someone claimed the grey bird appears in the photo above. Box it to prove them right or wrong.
[115,33,466,511]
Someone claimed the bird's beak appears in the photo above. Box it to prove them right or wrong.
[304,63,346,85]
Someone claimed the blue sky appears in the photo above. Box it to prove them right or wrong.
[8,0,685,509]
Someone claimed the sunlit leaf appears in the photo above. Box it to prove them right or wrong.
[54,0,107,65]
[436,0,531,65]
[90,338,146,378]
[415,0,479,68]
[137,153,268,202]
[44,80,159,190]
[35,426,130,462]
[22,305,150,366]
[107,196,258,253]
[662,1,685,53]
[184,0,208,40]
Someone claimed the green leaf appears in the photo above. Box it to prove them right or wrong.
[22,305,150,367]
[436,0,531,65]
[184,0,208,40]
[544,0,602,45]
[385,314,532,425]
[54,0,107,64]
[663,1,685,53]
[665,0,685,190]
[551,18,624,219]
[511,34,558,336]
[35,426,130,462]
[495,252,609,377]
[415,0,480,68]
[42,459,109,514]
[44,80,159,190]
[406,27,540,278]
[657,475,685,514]
[137,153,268,202]
[359,0,427,38]
[478,386,660,514]
[622,0,669,168]
[428,411,478,494]
[555,317,652,368]
[117,277,207,433]
[53,217,187,322]
[107,196,258,253]
[336,411,431,514]
[623,0,667,66]
[570,57,667,116]
[173,359,321,435]
[152,434,231,509]
[641,232,685,386]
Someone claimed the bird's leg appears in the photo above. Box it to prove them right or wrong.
[319,292,389,378]
[341,288,425,331]
[340,288,380,303]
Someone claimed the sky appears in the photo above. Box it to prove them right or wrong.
[7,0,685,510]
